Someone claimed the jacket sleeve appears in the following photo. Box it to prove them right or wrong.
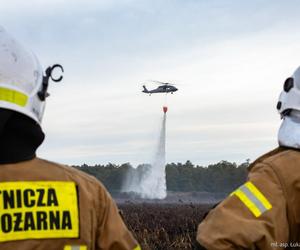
[96,185,140,250]
[197,163,289,250]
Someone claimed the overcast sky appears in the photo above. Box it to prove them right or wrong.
[2,0,300,166]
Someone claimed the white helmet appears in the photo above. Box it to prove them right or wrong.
[0,27,63,124]
[277,67,300,117]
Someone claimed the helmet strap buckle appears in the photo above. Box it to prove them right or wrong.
[38,64,64,101]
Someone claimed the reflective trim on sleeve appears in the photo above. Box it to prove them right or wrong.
[231,181,272,217]
[133,245,141,250]
[64,245,87,250]
[245,181,272,210]
[0,87,28,107]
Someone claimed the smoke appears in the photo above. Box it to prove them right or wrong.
[122,112,167,199]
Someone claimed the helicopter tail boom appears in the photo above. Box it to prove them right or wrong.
[142,85,149,93]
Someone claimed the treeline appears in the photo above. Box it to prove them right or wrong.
[73,160,249,195]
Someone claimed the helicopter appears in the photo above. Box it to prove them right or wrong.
[142,81,178,95]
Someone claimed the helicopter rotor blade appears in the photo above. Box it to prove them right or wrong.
[148,80,166,84]
[148,80,175,85]
[145,79,183,87]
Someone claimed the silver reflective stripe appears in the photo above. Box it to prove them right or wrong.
[71,246,80,250]
[240,185,267,213]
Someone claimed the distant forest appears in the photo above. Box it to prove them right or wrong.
[73,160,249,195]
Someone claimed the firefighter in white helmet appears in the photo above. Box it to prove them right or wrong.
[0,27,140,250]
[197,67,300,249]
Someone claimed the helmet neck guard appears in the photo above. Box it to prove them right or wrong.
[278,110,300,149]
[0,108,45,164]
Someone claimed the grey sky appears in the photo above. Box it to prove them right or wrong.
[2,0,300,166]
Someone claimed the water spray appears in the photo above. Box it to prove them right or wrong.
[122,106,168,199]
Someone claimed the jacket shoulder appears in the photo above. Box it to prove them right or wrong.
[36,158,103,186]
[249,147,300,170]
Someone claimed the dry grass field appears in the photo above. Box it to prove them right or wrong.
[119,203,213,250]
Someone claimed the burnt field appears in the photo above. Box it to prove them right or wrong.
[119,203,214,250]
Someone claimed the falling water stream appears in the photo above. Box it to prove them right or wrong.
[122,111,167,199]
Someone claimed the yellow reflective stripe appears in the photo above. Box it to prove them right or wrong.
[64,246,87,250]
[245,181,272,210]
[234,189,262,217]
[0,87,28,107]
[231,181,272,217]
